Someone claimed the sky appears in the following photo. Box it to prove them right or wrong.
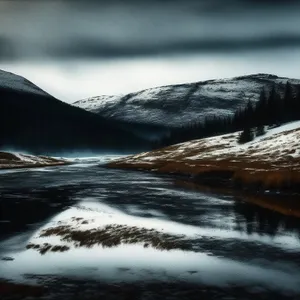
[0,0,300,102]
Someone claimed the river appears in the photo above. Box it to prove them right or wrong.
[1,156,300,300]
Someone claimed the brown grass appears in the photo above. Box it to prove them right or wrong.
[0,152,20,160]
[31,224,191,251]
[107,128,300,215]
[0,151,71,170]
[26,243,70,255]
[109,156,300,192]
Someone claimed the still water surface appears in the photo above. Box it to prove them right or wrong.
[1,156,300,299]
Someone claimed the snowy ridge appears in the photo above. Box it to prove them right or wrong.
[0,152,67,169]
[0,69,50,97]
[73,74,300,128]
[73,95,123,111]
[110,121,300,173]
[181,121,300,163]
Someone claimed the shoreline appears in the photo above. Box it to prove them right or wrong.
[173,178,300,218]
[106,164,300,217]
[0,161,72,171]
[0,151,72,170]
[107,161,300,194]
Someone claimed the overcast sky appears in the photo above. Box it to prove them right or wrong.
[1,0,300,102]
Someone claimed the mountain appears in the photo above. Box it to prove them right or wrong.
[73,74,300,129]
[0,70,150,155]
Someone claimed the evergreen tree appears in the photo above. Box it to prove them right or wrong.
[244,100,254,128]
[256,125,266,137]
[294,85,300,119]
[254,89,268,126]
[267,86,283,125]
[283,81,294,121]
[238,127,254,144]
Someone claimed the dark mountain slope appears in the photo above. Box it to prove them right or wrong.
[0,70,150,155]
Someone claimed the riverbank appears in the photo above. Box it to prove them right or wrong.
[173,179,300,218]
[0,152,70,170]
[108,121,300,195]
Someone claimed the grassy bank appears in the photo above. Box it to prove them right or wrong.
[0,151,70,170]
[108,122,300,197]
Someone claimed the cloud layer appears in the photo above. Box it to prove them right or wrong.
[1,0,300,60]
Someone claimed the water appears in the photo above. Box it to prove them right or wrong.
[1,157,300,299]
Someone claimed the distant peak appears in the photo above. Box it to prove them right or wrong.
[235,73,280,80]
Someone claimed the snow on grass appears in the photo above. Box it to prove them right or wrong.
[25,201,300,253]
[264,121,300,137]
[29,201,201,241]
[13,153,38,163]
[110,121,300,173]
[172,121,300,162]
[0,151,68,169]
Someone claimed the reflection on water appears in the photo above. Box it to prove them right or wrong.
[0,186,77,241]
[234,200,300,239]
[1,160,300,299]
[2,243,300,294]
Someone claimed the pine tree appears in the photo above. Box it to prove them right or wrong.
[267,86,283,125]
[159,82,300,148]
[283,81,294,121]
[244,100,254,128]
[256,125,266,137]
[255,89,268,126]
[238,127,254,144]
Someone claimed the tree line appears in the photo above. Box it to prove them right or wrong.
[0,89,150,155]
[156,82,300,147]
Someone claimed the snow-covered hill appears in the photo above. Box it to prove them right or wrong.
[73,74,300,128]
[109,121,300,192]
[0,69,50,97]
[74,95,123,111]
[115,121,300,166]
[0,151,68,169]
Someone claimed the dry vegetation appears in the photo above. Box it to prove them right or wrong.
[26,243,70,255]
[108,125,300,193]
[26,223,191,254]
[0,151,69,169]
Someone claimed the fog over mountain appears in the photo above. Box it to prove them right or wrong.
[0,0,300,101]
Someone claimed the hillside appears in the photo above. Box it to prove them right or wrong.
[108,121,300,193]
[0,70,150,154]
[74,74,300,129]
[0,151,68,169]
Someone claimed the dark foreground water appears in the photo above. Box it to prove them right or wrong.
[1,157,300,300]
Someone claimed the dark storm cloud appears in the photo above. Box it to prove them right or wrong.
[0,0,300,60]
[52,34,300,58]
